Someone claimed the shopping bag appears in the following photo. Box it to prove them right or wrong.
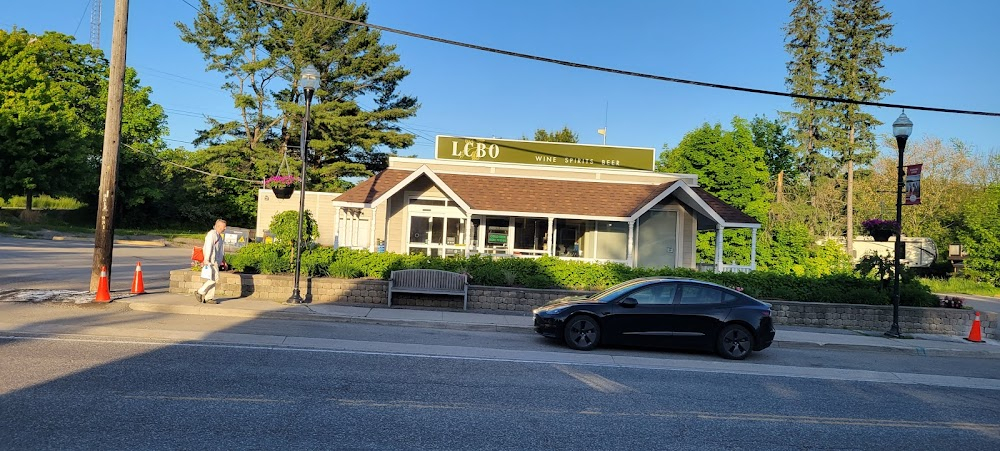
[200,264,214,280]
[191,247,204,263]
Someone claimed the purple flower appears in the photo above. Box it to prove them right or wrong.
[266,175,299,189]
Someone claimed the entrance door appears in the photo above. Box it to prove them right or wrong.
[407,214,466,256]
[636,210,677,268]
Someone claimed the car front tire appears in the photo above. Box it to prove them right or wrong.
[717,324,754,360]
[564,315,600,351]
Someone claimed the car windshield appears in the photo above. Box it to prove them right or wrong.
[589,279,654,302]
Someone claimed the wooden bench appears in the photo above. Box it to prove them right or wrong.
[388,269,469,310]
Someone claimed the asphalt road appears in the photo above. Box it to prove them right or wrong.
[2,302,1000,449]
[2,330,999,449]
[0,235,191,292]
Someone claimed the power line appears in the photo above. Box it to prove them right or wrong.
[123,143,264,185]
[253,0,1000,118]
[72,0,93,39]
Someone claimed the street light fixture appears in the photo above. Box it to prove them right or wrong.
[287,64,320,305]
[885,111,912,338]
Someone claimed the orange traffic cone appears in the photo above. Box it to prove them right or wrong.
[95,266,111,303]
[130,261,146,295]
[965,311,985,343]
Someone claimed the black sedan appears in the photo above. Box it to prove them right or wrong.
[533,277,775,359]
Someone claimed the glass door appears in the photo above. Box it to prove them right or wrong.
[408,214,466,256]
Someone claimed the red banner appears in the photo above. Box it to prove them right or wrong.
[904,164,922,205]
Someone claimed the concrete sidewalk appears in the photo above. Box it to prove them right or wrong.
[121,291,1000,358]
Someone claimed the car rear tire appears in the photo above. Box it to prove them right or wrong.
[564,315,600,351]
[717,324,754,360]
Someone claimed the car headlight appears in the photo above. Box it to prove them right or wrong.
[535,306,565,315]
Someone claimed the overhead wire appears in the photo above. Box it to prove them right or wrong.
[253,0,1000,118]
[123,143,264,184]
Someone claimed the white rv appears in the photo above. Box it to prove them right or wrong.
[848,236,937,268]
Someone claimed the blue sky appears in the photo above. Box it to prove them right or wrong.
[7,0,999,160]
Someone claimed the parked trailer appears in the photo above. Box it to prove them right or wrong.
[822,237,938,268]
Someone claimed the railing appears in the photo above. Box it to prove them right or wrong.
[696,263,753,273]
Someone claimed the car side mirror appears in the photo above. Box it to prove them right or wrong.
[619,297,638,308]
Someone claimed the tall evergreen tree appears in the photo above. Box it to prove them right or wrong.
[824,0,903,257]
[177,0,418,194]
[781,0,830,184]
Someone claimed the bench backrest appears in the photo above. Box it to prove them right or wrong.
[391,269,467,291]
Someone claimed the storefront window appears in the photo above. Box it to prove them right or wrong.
[513,217,548,256]
[485,217,509,254]
[555,219,587,257]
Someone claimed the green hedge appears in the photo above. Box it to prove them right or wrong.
[226,246,939,307]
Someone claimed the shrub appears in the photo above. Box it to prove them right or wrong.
[228,242,289,274]
[228,246,939,307]
[269,210,318,244]
[327,260,363,279]
[300,247,336,276]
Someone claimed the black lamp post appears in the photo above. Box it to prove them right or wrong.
[287,64,320,305]
[885,111,913,338]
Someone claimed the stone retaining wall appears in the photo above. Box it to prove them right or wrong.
[170,270,998,339]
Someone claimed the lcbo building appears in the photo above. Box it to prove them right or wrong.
[315,135,760,272]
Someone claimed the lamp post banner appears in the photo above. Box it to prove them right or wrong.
[904,164,922,205]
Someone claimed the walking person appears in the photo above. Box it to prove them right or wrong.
[195,219,227,304]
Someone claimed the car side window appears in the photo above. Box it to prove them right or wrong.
[678,284,724,305]
[625,283,677,305]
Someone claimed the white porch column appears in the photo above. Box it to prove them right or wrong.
[627,220,635,267]
[750,227,758,271]
[547,217,555,256]
[715,225,724,272]
[464,213,473,257]
[369,205,378,252]
[333,207,341,249]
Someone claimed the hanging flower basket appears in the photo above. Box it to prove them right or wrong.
[266,175,299,199]
[271,186,294,199]
[861,219,900,242]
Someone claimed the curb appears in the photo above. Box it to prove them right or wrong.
[51,236,166,247]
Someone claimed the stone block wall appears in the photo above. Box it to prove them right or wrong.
[170,270,998,339]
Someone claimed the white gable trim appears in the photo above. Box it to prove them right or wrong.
[628,181,725,224]
[360,165,471,212]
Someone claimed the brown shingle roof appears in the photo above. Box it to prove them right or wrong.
[690,187,760,224]
[335,167,759,225]
[437,173,675,217]
[335,169,412,204]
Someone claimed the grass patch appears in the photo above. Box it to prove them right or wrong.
[0,209,203,240]
[0,195,85,210]
[919,277,1000,297]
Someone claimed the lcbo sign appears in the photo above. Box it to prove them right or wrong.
[435,135,655,171]
[451,140,501,159]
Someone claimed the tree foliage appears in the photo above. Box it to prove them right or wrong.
[0,28,168,223]
[0,29,102,204]
[176,0,418,194]
[532,127,579,143]
[781,0,832,184]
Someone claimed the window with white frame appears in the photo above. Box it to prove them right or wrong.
[338,213,369,249]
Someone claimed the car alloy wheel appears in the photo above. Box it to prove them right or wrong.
[564,315,600,351]
[717,324,754,360]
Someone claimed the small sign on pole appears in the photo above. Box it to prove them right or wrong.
[904,164,922,205]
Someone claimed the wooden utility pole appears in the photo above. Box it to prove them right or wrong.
[90,0,130,292]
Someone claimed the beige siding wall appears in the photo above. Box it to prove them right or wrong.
[256,190,339,246]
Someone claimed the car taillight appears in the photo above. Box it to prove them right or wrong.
[761,310,771,317]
